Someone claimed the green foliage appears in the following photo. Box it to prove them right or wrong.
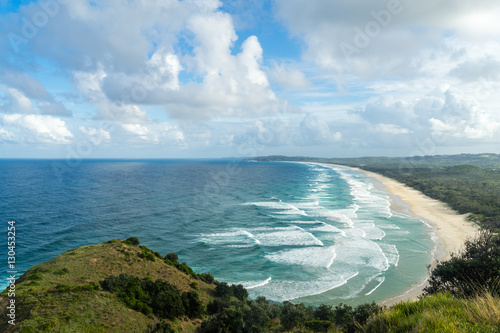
[214,281,234,298]
[280,301,313,330]
[424,231,500,298]
[199,272,215,284]
[126,237,140,245]
[182,290,204,318]
[232,284,248,301]
[139,245,156,262]
[100,274,205,320]
[305,319,335,332]
[165,252,179,262]
[150,321,176,333]
[362,292,500,332]
[54,268,70,275]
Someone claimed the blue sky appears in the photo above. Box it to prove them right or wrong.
[1,0,500,158]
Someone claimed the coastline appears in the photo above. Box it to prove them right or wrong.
[334,164,480,306]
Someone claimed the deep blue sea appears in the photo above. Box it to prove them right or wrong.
[0,159,435,305]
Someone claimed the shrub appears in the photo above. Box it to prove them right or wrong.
[231,284,248,301]
[214,281,233,298]
[424,230,500,298]
[126,237,140,245]
[199,272,215,284]
[183,291,204,318]
[54,268,69,275]
[165,253,178,263]
[314,304,335,322]
[305,320,334,332]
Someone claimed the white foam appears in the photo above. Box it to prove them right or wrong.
[310,223,346,236]
[246,201,306,216]
[265,246,336,267]
[334,238,390,272]
[253,226,324,246]
[251,271,359,302]
[199,229,261,245]
[243,277,272,290]
[365,276,385,296]
[378,243,400,267]
[359,225,386,240]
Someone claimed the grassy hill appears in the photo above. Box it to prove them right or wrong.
[2,237,499,332]
[0,239,215,332]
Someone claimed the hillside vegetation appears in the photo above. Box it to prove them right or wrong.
[2,233,500,332]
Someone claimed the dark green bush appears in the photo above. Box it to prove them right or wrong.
[183,291,204,318]
[199,272,215,284]
[424,230,500,297]
[305,319,334,332]
[214,281,233,298]
[126,237,140,245]
[165,253,178,262]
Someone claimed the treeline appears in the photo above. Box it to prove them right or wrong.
[362,165,500,231]
[251,153,500,169]
[201,286,381,333]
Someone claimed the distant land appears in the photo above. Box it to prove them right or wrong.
[250,154,500,231]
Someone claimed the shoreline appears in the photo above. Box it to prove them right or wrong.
[333,164,480,306]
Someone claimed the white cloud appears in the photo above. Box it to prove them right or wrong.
[78,126,111,146]
[0,127,16,142]
[275,0,500,81]
[2,114,73,143]
[2,88,36,114]
[299,113,342,144]
[371,123,411,134]
[122,122,186,146]
[268,63,311,90]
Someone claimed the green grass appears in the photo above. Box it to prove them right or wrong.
[0,240,215,333]
[362,292,500,333]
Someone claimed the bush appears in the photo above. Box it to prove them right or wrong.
[314,304,335,322]
[424,230,500,298]
[199,272,215,284]
[231,284,248,301]
[165,253,178,263]
[126,237,140,245]
[214,281,233,298]
[183,291,204,318]
[305,320,334,332]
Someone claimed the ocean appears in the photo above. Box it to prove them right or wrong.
[0,159,435,305]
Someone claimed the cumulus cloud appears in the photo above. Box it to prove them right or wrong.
[2,114,73,143]
[2,88,36,114]
[121,122,186,146]
[78,126,111,146]
[268,63,311,90]
[275,0,500,81]
[371,123,411,134]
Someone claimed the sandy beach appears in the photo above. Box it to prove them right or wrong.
[335,164,480,305]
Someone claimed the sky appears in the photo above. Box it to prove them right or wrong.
[0,0,499,159]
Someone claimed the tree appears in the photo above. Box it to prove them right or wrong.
[165,252,178,263]
[423,230,500,297]
[126,237,140,245]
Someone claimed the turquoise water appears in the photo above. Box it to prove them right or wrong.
[0,160,435,305]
